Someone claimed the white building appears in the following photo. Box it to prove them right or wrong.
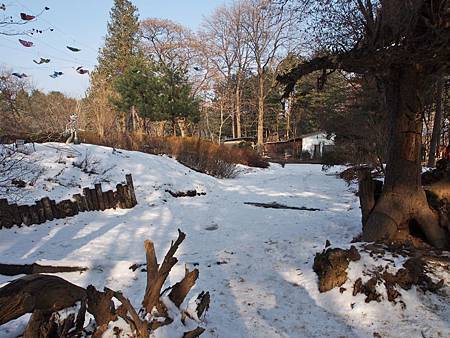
[300,131,335,159]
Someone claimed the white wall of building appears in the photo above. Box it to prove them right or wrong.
[301,132,334,157]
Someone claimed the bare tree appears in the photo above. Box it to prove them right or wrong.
[242,0,293,147]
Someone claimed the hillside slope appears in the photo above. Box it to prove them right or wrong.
[0,143,448,337]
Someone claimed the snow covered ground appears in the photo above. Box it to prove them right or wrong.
[0,143,448,338]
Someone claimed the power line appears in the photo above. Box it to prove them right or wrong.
[12,0,99,53]
[0,36,96,69]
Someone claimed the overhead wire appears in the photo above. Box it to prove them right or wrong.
[12,0,99,53]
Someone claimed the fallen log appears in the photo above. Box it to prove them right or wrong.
[0,233,209,337]
[0,263,88,276]
[0,274,86,325]
[245,201,321,211]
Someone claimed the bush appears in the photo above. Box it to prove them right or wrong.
[77,131,269,178]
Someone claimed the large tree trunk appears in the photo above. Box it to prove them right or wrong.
[363,66,448,249]
[427,78,444,167]
[257,73,265,147]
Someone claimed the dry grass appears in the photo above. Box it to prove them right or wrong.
[77,131,268,178]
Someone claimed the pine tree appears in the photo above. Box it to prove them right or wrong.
[97,0,141,78]
[86,0,141,134]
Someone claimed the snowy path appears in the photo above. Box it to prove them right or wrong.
[0,144,448,337]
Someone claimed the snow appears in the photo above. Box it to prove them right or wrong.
[0,143,448,338]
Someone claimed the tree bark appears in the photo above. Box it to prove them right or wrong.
[0,274,86,326]
[235,76,242,138]
[257,73,265,147]
[363,67,448,248]
[0,263,87,276]
[427,78,444,167]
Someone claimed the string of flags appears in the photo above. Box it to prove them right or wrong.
[12,72,28,79]
[6,5,91,80]
[76,66,89,75]
[67,46,81,52]
[49,71,63,78]
[33,58,51,64]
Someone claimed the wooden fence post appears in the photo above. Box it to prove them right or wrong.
[95,184,106,211]
[41,197,54,221]
[83,188,93,211]
[0,199,12,229]
[125,174,137,206]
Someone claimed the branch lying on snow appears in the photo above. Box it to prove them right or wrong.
[245,201,321,211]
[0,230,210,337]
[0,263,88,276]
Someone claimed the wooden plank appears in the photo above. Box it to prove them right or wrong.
[83,188,93,211]
[41,197,54,221]
[0,199,12,229]
[126,174,137,206]
[29,205,40,224]
[102,191,111,209]
[35,200,46,223]
[73,194,85,212]
[9,203,22,226]
[90,188,99,210]
[80,195,88,212]
[116,184,125,209]
[50,199,61,219]
[18,205,32,226]
[105,190,115,209]
[95,184,105,211]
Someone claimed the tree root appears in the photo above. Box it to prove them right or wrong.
[0,231,210,337]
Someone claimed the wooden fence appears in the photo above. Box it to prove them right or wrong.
[0,174,137,229]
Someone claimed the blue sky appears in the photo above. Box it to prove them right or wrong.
[0,0,231,98]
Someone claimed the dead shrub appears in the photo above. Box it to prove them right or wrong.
[77,131,268,178]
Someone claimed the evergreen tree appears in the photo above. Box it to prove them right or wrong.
[113,61,200,135]
[97,0,141,78]
[86,0,141,134]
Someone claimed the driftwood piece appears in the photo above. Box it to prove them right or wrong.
[0,274,86,325]
[143,229,186,313]
[169,268,199,307]
[0,263,88,276]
